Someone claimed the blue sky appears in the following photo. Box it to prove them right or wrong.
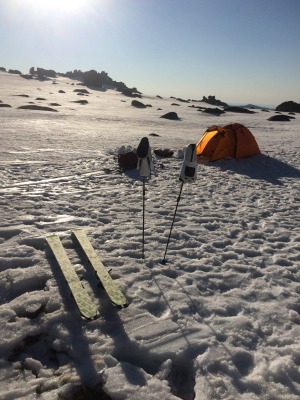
[1,0,299,106]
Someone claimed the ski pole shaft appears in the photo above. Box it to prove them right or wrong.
[142,178,146,259]
[162,181,184,263]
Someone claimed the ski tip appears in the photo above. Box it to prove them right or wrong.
[81,311,100,321]
[113,301,129,310]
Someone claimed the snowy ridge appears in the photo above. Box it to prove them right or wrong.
[0,72,300,399]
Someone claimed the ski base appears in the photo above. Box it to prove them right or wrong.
[46,235,99,320]
[72,229,128,309]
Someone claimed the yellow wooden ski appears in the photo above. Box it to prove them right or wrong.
[46,235,99,320]
[72,229,128,309]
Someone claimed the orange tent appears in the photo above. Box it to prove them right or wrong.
[196,123,260,162]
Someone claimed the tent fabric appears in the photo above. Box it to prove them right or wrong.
[196,123,260,162]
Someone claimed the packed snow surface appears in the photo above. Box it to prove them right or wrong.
[0,72,300,399]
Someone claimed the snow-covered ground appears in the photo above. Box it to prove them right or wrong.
[0,71,299,400]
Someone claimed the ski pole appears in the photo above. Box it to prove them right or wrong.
[161,144,197,264]
[142,178,146,259]
[136,137,153,259]
[161,181,184,264]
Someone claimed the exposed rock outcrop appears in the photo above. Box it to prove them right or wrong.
[131,100,147,108]
[18,105,58,112]
[202,108,225,115]
[201,95,227,107]
[224,106,255,114]
[268,115,292,121]
[276,101,300,113]
[160,112,181,120]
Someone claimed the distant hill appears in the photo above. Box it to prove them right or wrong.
[238,104,271,110]
[1,66,140,97]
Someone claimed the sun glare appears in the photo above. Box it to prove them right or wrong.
[33,0,85,14]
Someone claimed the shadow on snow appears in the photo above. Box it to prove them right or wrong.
[209,154,300,185]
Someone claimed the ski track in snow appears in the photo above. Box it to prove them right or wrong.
[0,72,300,399]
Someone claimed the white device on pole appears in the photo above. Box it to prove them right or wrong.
[179,144,197,183]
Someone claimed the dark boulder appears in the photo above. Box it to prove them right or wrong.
[268,115,291,121]
[276,101,300,113]
[202,108,225,115]
[201,95,227,107]
[131,100,147,108]
[20,74,33,79]
[73,88,90,94]
[72,100,88,105]
[121,88,142,98]
[154,149,174,157]
[0,103,12,108]
[160,112,181,120]
[18,105,58,112]
[224,106,255,114]
[8,69,21,74]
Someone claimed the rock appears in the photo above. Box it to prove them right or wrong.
[8,69,21,74]
[201,95,227,107]
[160,112,181,120]
[131,100,147,108]
[18,105,58,112]
[276,101,300,113]
[73,88,90,94]
[224,106,255,114]
[268,115,292,121]
[121,88,142,98]
[20,74,33,80]
[0,103,12,108]
[72,100,88,105]
[176,97,189,103]
[154,149,174,157]
[202,108,225,115]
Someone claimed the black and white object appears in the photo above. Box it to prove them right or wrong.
[136,137,153,178]
[136,137,153,259]
[179,144,197,183]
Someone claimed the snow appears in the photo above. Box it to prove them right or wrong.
[0,71,300,399]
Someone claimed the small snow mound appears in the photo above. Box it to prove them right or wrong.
[23,357,43,377]
[117,145,136,154]
[288,309,300,323]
